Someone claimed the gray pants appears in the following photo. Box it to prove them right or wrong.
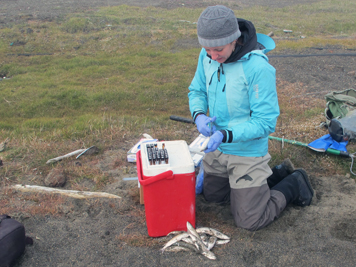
[203,150,286,231]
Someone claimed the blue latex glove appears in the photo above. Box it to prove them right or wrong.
[195,115,216,137]
[204,131,224,153]
[195,163,204,195]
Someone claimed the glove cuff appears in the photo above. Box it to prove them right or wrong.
[193,112,205,122]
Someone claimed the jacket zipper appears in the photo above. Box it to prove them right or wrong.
[218,64,226,92]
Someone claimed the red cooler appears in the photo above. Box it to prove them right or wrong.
[136,140,196,237]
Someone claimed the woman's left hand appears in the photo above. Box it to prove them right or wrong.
[204,131,224,153]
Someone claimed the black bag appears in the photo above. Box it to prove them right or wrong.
[0,215,32,267]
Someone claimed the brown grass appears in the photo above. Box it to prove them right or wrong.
[267,78,356,175]
[276,79,326,141]
[0,189,71,216]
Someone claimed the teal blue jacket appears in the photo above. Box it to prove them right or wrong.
[188,48,279,157]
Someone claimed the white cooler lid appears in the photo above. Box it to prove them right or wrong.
[141,140,194,176]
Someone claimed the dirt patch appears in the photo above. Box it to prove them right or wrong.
[1,1,356,267]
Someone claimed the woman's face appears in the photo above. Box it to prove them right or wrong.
[203,41,236,63]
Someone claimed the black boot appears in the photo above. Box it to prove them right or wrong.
[267,158,295,188]
[272,169,314,207]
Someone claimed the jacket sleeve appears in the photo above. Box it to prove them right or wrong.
[188,49,209,121]
[225,57,280,143]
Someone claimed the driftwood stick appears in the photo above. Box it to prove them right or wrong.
[46,149,86,164]
[11,184,121,199]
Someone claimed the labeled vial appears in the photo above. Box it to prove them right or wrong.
[160,149,165,164]
[164,149,169,164]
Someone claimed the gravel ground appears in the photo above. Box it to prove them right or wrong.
[1,1,356,267]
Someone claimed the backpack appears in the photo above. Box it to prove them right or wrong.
[0,215,33,267]
[325,89,356,142]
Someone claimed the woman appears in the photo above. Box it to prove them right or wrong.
[188,5,313,231]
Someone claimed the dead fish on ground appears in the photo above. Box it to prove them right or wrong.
[196,227,230,240]
[165,241,199,253]
[160,221,231,261]
[207,236,217,251]
[187,230,216,260]
[160,232,190,252]
[167,230,184,236]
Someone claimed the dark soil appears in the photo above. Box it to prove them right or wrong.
[1,1,356,267]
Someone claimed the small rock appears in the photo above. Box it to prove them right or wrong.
[44,168,67,187]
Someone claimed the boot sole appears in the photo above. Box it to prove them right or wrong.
[294,169,314,206]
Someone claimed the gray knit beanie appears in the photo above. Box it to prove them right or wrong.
[197,5,241,47]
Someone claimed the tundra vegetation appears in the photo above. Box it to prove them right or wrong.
[0,0,356,192]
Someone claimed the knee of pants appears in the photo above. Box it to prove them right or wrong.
[230,192,271,231]
[203,175,230,203]
[231,209,256,231]
[203,188,230,203]
[233,215,260,231]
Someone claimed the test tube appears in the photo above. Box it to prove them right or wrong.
[152,150,156,165]
[156,149,161,164]
[160,149,165,164]
[146,144,152,165]
[164,148,169,164]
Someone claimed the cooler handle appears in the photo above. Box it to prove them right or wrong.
[139,170,174,186]
[136,150,174,186]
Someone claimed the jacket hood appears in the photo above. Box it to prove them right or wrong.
[224,18,257,63]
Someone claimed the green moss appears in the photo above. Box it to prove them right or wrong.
[0,2,355,139]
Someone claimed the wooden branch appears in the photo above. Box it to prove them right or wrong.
[11,184,121,199]
[46,149,86,164]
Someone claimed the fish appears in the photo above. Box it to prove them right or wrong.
[186,222,216,260]
[160,232,190,252]
[164,246,191,252]
[181,237,195,245]
[160,222,230,261]
[202,250,217,261]
[170,241,199,253]
[207,236,217,251]
[166,230,184,236]
[216,239,230,245]
[200,234,208,247]
[186,221,201,239]
[196,227,230,240]
[181,237,199,250]
[188,233,216,260]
